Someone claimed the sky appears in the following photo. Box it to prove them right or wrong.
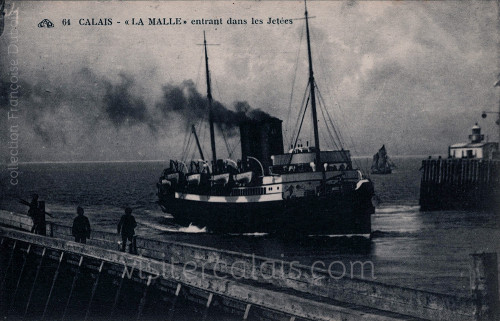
[1,0,499,162]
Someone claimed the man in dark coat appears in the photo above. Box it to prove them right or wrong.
[72,206,91,243]
[19,194,46,234]
[117,207,137,253]
[28,194,40,233]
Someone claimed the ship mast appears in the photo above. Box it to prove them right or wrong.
[192,124,205,161]
[203,31,218,170]
[304,1,322,170]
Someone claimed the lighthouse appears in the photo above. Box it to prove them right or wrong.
[468,123,484,143]
[449,123,498,159]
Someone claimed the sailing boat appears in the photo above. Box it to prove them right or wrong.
[371,145,395,174]
[157,4,375,235]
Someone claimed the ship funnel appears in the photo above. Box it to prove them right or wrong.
[240,118,283,175]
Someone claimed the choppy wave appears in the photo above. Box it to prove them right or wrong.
[228,232,269,237]
[142,209,173,219]
[308,233,371,238]
[371,230,420,238]
[375,205,420,214]
[136,219,207,234]
[136,219,179,232]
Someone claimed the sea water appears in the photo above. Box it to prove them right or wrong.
[1,157,499,296]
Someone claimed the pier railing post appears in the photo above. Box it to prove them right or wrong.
[243,303,252,320]
[110,268,128,318]
[24,247,46,317]
[470,252,500,321]
[41,251,64,320]
[201,292,214,321]
[9,244,31,314]
[84,260,105,321]
[0,240,16,291]
[136,275,152,321]
[166,283,182,321]
[61,255,84,321]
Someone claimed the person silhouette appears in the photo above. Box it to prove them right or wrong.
[28,194,41,233]
[117,207,137,253]
[72,206,91,244]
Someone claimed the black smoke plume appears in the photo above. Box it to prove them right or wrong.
[102,73,156,132]
[1,68,277,150]
[156,80,277,135]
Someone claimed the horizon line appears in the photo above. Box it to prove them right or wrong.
[0,154,446,165]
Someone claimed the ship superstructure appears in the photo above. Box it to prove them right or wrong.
[157,4,375,235]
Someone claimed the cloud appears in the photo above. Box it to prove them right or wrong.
[0,1,497,160]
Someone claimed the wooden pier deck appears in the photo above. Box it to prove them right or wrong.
[419,158,500,211]
[0,210,498,321]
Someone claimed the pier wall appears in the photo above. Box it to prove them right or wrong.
[419,159,500,211]
[1,210,499,321]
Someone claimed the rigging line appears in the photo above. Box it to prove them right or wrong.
[186,135,192,162]
[190,118,205,158]
[180,129,188,160]
[319,93,341,151]
[318,88,346,148]
[199,115,208,159]
[293,95,310,151]
[317,85,364,171]
[212,70,234,158]
[288,81,310,149]
[316,83,347,148]
[287,94,310,167]
[317,85,364,170]
[285,24,305,144]
[190,138,197,161]
[307,19,341,147]
[313,50,352,150]
[229,137,240,160]
[180,123,191,160]
[318,122,332,153]
[221,127,233,158]
[192,121,205,161]
[184,129,193,161]
[316,84,344,149]
[316,47,336,105]
[316,84,361,169]
[182,131,193,163]
[326,78,361,151]
[187,124,198,162]
[318,95,340,150]
[315,43,349,142]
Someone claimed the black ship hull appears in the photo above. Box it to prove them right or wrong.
[158,186,374,235]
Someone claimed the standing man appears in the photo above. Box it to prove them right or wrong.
[19,194,50,235]
[27,194,39,233]
[72,206,91,243]
[25,194,44,234]
[117,207,137,253]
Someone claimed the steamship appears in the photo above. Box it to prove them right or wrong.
[157,5,375,235]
